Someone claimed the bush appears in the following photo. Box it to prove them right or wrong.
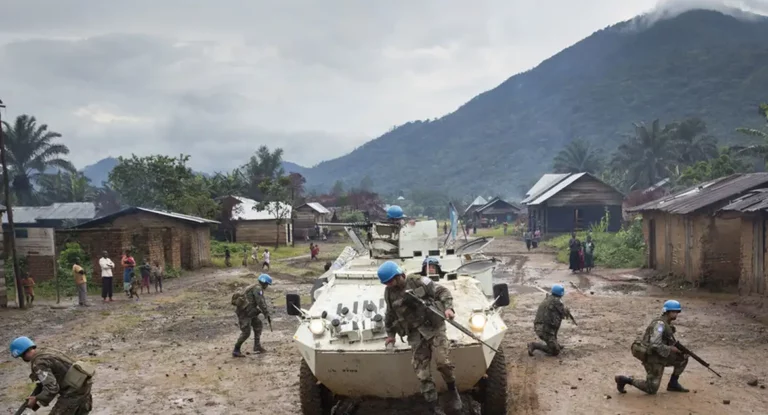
[545,214,645,269]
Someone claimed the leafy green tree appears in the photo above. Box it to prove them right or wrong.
[256,176,293,249]
[241,146,285,199]
[331,180,345,197]
[733,103,768,166]
[359,175,374,192]
[677,148,751,186]
[665,118,718,165]
[552,138,603,174]
[1,114,75,205]
[108,154,217,218]
[206,169,249,199]
[37,171,97,205]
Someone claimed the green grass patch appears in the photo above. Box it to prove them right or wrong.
[210,241,327,268]
[545,216,645,269]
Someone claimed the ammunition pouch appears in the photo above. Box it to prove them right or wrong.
[631,341,648,362]
[63,361,96,390]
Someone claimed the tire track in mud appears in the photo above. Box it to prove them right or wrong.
[506,350,541,414]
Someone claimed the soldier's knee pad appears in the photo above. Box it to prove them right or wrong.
[647,379,661,394]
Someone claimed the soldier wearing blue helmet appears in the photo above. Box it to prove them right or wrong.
[231,274,273,357]
[9,336,94,414]
[378,261,460,415]
[386,205,404,220]
[615,299,689,394]
[420,257,444,278]
[527,284,573,357]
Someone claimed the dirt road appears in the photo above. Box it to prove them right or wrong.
[2,238,768,414]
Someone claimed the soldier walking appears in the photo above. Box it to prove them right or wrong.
[231,274,272,357]
[9,336,95,414]
[528,284,572,356]
[615,300,690,394]
[379,261,461,415]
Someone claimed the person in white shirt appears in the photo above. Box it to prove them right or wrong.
[99,251,115,302]
[262,249,270,271]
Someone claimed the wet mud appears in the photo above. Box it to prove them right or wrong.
[2,239,768,414]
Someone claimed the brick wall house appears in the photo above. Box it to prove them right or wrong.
[73,207,219,272]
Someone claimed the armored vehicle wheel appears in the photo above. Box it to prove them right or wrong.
[300,358,335,415]
[478,348,508,415]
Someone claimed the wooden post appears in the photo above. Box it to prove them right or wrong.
[0,100,24,308]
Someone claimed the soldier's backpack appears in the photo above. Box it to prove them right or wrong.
[231,283,258,310]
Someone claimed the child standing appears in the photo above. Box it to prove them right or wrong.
[129,271,140,300]
[262,248,270,271]
[21,273,35,305]
[122,250,136,297]
[151,260,164,293]
[139,260,151,294]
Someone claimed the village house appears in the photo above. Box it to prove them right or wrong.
[462,196,488,223]
[717,189,768,298]
[627,173,768,288]
[522,172,624,233]
[227,196,293,246]
[472,197,522,226]
[293,202,331,240]
[73,207,220,275]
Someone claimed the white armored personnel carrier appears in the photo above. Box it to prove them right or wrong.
[284,215,510,415]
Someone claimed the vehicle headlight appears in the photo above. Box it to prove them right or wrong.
[469,313,487,333]
[309,319,326,336]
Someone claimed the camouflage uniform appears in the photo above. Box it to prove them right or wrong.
[384,275,455,404]
[29,349,93,415]
[530,294,569,356]
[627,314,688,394]
[234,283,270,352]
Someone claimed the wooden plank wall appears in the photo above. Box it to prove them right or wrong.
[236,220,288,246]
[547,176,624,207]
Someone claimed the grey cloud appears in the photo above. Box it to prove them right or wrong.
[3,0,725,174]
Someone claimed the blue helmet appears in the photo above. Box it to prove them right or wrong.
[422,257,440,266]
[551,284,565,297]
[258,274,273,285]
[10,336,35,359]
[387,205,404,219]
[662,300,681,313]
[377,261,403,284]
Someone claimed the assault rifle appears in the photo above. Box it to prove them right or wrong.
[565,309,578,326]
[14,383,42,415]
[405,290,500,353]
[266,315,273,332]
[674,341,722,377]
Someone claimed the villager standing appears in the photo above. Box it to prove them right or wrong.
[242,245,248,266]
[22,273,36,305]
[121,250,136,297]
[379,261,461,415]
[224,247,232,267]
[9,336,95,414]
[615,300,690,394]
[139,260,151,294]
[151,260,163,293]
[262,248,270,271]
[72,259,89,307]
[584,235,596,272]
[568,233,581,272]
[99,251,115,302]
[524,229,532,251]
[528,284,572,356]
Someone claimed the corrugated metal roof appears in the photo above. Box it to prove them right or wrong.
[75,206,220,228]
[470,196,487,206]
[2,202,97,224]
[302,202,330,214]
[476,197,522,213]
[231,196,292,220]
[521,174,570,204]
[527,173,588,206]
[718,189,768,213]
[628,173,768,214]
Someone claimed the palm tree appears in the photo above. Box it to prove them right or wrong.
[1,114,75,205]
[37,171,96,205]
[611,119,677,189]
[552,138,603,174]
[665,118,718,165]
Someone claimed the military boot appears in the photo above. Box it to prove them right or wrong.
[445,382,463,413]
[232,347,245,358]
[527,342,535,356]
[427,401,447,415]
[254,343,267,354]
[615,375,633,394]
[667,375,689,392]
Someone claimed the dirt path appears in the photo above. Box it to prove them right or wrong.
[2,239,768,414]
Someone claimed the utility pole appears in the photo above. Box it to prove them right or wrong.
[0,99,24,308]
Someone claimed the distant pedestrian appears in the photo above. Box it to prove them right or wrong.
[151,260,164,293]
[121,250,136,297]
[524,230,532,251]
[569,233,581,272]
[533,229,541,248]
[22,273,35,305]
[99,251,115,302]
[262,248,270,271]
[72,259,89,307]
[128,271,140,300]
[503,221,508,235]
[310,243,320,260]
[224,247,232,267]
[251,245,259,262]
[242,245,248,266]
[139,260,151,294]
[443,222,448,235]
[584,235,596,272]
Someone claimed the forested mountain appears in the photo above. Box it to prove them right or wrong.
[299,9,768,197]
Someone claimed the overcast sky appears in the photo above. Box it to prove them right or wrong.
[0,0,762,172]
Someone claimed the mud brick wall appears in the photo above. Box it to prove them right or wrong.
[702,216,741,287]
[642,211,707,283]
[56,228,131,284]
[85,212,210,270]
[26,255,56,282]
[740,217,755,296]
